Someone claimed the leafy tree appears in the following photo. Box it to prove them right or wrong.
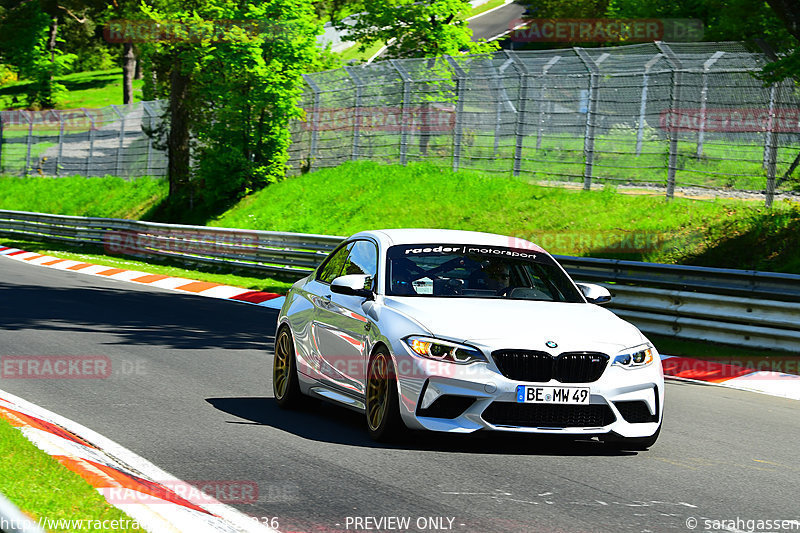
[312,0,363,22]
[0,0,76,107]
[338,0,497,59]
[760,0,800,83]
[138,0,324,215]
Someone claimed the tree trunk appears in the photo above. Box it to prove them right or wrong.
[122,43,136,104]
[48,17,58,64]
[167,58,191,200]
[134,47,143,80]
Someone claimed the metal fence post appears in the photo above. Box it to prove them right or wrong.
[656,41,683,199]
[142,102,154,176]
[445,56,467,172]
[83,108,96,177]
[575,48,606,191]
[763,82,778,170]
[505,51,529,177]
[636,53,662,156]
[301,74,321,172]
[0,111,5,174]
[55,110,64,176]
[344,66,363,161]
[697,51,723,159]
[537,56,560,150]
[24,111,33,177]
[764,83,780,208]
[490,60,508,158]
[391,60,413,166]
[112,105,125,177]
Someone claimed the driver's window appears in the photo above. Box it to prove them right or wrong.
[316,243,353,284]
[341,240,378,289]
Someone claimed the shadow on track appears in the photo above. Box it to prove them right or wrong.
[0,281,279,351]
[206,396,635,457]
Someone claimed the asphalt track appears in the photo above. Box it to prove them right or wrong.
[2,257,799,533]
[469,3,526,42]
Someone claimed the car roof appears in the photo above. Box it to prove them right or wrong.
[349,228,547,253]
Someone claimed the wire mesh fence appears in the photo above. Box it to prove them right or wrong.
[289,41,800,206]
[1,42,797,207]
[0,101,167,179]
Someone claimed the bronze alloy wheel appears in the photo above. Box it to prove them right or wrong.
[365,347,404,441]
[366,352,390,430]
[273,327,302,408]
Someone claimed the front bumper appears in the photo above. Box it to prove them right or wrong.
[392,342,664,438]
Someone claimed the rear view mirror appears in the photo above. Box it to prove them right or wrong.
[576,283,612,305]
[331,274,374,299]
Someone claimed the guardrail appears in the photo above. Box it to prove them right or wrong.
[1,209,798,352]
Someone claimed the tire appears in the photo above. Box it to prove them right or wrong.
[273,326,303,409]
[601,425,661,451]
[365,347,405,442]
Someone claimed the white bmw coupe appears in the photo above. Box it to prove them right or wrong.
[274,229,663,449]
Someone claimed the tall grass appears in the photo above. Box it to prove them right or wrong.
[211,161,800,272]
[0,175,166,219]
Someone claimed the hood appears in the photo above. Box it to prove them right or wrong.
[383,297,646,354]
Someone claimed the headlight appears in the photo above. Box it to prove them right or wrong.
[404,336,486,364]
[612,344,655,369]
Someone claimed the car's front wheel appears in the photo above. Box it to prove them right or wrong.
[273,326,303,408]
[365,347,404,442]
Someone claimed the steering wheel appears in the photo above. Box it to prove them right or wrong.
[496,286,515,297]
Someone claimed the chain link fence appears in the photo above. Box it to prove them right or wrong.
[1,42,797,206]
[289,41,800,206]
[0,101,167,179]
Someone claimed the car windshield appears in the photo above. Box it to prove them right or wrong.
[385,243,584,302]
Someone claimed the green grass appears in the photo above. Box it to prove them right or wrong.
[0,176,166,219]
[0,416,144,532]
[211,161,800,273]
[0,239,294,294]
[1,69,143,110]
[468,0,510,18]
[299,127,800,193]
[339,40,387,63]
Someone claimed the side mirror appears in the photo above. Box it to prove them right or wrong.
[577,283,612,305]
[331,274,374,299]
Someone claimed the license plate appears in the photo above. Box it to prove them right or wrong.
[516,385,590,404]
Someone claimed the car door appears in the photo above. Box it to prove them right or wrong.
[298,242,353,383]
[312,239,377,397]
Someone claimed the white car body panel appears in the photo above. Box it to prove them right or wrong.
[277,229,664,440]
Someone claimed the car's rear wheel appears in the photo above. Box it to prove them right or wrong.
[273,327,302,408]
[601,425,661,451]
[365,347,404,442]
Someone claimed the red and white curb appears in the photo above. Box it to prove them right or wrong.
[0,246,287,310]
[0,389,275,533]
[661,355,800,401]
